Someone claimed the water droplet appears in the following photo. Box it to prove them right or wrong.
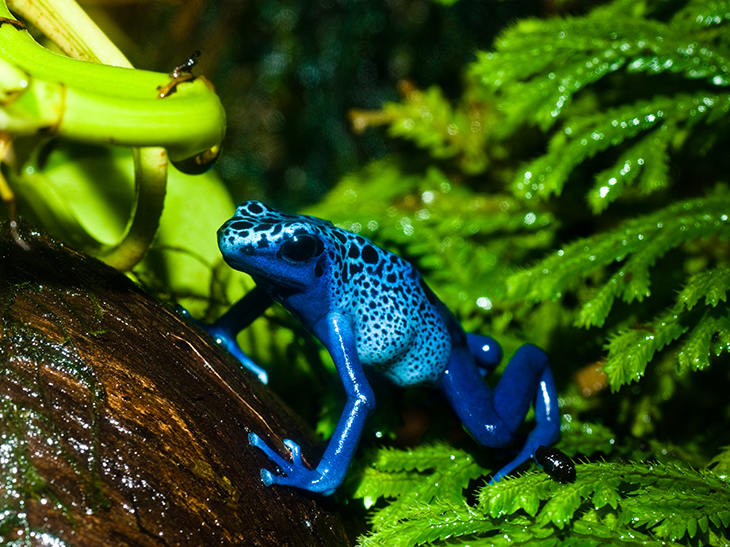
[476,297,492,310]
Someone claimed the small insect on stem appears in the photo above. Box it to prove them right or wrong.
[172,50,201,78]
[157,50,202,99]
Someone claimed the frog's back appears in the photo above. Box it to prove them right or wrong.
[321,226,453,386]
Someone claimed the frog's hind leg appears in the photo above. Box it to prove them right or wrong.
[436,343,560,482]
[466,333,502,377]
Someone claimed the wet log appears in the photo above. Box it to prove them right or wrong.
[0,221,352,546]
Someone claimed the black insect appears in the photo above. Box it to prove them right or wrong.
[535,446,576,483]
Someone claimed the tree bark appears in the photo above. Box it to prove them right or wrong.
[0,221,353,546]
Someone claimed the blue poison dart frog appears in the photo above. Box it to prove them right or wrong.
[198,201,575,495]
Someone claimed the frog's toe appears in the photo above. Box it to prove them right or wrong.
[248,431,263,448]
[250,432,296,473]
[282,439,303,465]
[260,468,276,487]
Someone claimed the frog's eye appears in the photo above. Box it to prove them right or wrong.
[279,234,323,263]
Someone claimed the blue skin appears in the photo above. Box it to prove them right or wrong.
[208,201,561,496]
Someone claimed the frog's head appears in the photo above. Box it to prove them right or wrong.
[217,201,333,292]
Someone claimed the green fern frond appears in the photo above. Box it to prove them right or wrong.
[508,191,730,324]
[613,463,730,542]
[603,314,688,387]
[468,1,730,209]
[557,419,617,458]
[603,266,730,387]
[587,128,670,213]
[478,470,559,518]
[677,266,730,310]
[673,0,730,30]
[360,462,730,547]
[676,306,730,372]
[471,12,730,132]
[512,92,728,202]
[352,443,488,530]
[354,467,424,505]
[359,499,515,547]
[351,85,489,174]
[708,444,730,475]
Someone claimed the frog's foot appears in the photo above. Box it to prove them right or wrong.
[487,405,563,484]
[487,442,535,484]
[248,433,338,495]
[488,443,574,484]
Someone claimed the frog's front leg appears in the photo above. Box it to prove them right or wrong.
[437,342,560,482]
[181,285,272,383]
[249,312,375,495]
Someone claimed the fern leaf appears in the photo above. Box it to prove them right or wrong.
[359,462,730,546]
[603,264,730,387]
[471,12,730,133]
[367,443,479,474]
[577,271,625,329]
[587,128,670,214]
[677,307,730,372]
[673,0,730,30]
[603,313,687,387]
[508,192,730,323]
[616,462,730,542]
[470,1,730,207]
[359,500,504,547]
[513,92,729,202]
[557,419,617,458]
[478,471,557,518]
[676,266,730,310]
[354,468,424,506]
[350,85,489,174]
[603,301,730,388]
[353,443,489,530]
[708,444,730,475]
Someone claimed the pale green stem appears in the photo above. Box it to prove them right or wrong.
[0,10,225,157]
[8,0,130,66]
[97,147,168,268]
[1,0,224,270]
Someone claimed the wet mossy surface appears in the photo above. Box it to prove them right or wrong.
[0,221,352,546]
